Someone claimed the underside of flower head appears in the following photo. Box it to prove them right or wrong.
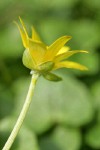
[15,17,89,81]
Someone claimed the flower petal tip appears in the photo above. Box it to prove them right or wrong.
[81,67,89,71]
[19,16,22,22]
[82,50,89,53]
[65,35,72,40]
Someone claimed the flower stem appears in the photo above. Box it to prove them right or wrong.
[2,72,39,150]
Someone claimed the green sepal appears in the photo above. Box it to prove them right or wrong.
[43,72,62,82]
[22,49,36,70]
[37,61,54,72]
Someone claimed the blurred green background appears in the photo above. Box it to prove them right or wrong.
[0,0,100,150]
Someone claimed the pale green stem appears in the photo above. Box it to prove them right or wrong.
[2,72,39,150]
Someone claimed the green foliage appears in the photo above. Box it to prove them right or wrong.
[51,127,81,150]
[40,127,81,150]
[85,124,100,149]
[0,0,100,149]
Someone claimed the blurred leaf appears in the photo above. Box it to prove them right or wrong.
[85,124,100,149]
[0,85,14,119]
[44,73,93,126]
[0,117,39,150]
[52,126,81,150]
[69,20,99,51]
[39,126,81,150]
[12,73,93,135]
[91,81,100,111]
[91,81,100,122]
[39,136,60,150]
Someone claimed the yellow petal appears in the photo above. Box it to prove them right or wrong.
[54,50,88,63]
[14,17,29,48]
[32,26,41,42]
[56,46,70,55]
[53,61,88,71]
[28,39,47,65]
[19,17,28,39]
[44,36,71,61]
[19,17,29,47]
[14,21,28,48]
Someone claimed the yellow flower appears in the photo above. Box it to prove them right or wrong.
[15,17,88,81]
